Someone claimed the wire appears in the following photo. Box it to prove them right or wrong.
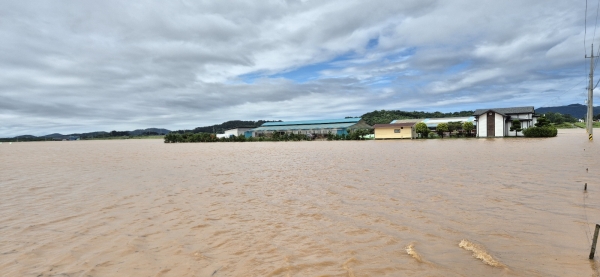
[594,0,600,42]
[585,0,588,54]
[538,78,586,108]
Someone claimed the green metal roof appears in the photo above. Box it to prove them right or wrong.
[261,118,360,126]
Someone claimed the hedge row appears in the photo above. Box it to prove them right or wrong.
[522,126,558,137]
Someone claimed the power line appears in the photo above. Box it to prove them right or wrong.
[585,0,588,54]
[539,78,587,108]
[593,0,600,42]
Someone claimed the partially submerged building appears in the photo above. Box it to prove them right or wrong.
[250,118,372,137]
[473,106,538,137]
[216,127,255,138]
[373,122,418,139]
[418,117,476,130]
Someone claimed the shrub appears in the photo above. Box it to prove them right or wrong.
[463,121,474,137]
[522,126,557,137]
[415,122,429,138]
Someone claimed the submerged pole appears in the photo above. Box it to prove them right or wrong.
[590,224,600,259]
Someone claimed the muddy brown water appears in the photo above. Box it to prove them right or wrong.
[1,129,599,276]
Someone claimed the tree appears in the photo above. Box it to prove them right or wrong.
[535,116,550,127]
[448,121,463,137]
[463,122,474,137]
[436,123,449,138]
[509,119,522,136]
[415,122,429,138]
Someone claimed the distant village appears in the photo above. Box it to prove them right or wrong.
[219,106,541,139]
[5,104,597,142]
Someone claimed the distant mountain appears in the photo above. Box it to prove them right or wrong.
[170,120,280,134]
[41,133,72,139]
[14,135,37,139]
[128,128,170,136]
[536,104,600,119]
[40,131,110,139]
[1,128,170,141]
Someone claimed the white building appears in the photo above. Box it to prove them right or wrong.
[473,106,538,137]
[216,127,255,138]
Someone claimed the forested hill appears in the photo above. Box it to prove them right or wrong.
[360,110,474,125]
[172,120,281,134]
[536,104,600,119]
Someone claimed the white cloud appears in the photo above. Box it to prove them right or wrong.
[0,0,590,136]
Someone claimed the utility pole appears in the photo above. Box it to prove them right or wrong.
[586,44,597,141]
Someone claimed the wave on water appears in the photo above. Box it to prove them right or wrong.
[405,243,423,263]
[459,239,504,267]
[342,257,356,277]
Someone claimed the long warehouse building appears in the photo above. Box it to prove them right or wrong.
[249,118,372,137]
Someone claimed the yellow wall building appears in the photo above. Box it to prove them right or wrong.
[373,122,417,139]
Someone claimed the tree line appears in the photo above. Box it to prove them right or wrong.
[414,121,475,138]
[164,129,374,143]
[360,110,474,126]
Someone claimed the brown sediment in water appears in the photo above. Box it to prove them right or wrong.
[405,243,423,263]
[0,129,599,276]
[459,239,503,267]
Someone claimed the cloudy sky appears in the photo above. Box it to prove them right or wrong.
[0,0,595,136]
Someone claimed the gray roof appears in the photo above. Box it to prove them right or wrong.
[473,106,535,116]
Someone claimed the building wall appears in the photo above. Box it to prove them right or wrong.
[224,128,254,137]
[494,113,504,137]
[477,111,539,138]
[477,115,487,137]
[374,127,413,139]
[505,113,536,136]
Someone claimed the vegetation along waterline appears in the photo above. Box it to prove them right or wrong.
[163,129,373,143]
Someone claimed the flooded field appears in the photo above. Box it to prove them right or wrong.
[1,128,599,276]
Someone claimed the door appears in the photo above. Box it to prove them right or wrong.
[487,112,495,137]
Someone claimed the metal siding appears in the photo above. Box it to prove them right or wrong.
[374,127,413,139]
[261,118,360,126]
[252,122,356,132]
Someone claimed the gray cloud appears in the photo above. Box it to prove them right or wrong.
[0,0,592,136]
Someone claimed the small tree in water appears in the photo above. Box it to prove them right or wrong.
[463,121,474,137]
[535,116,550,127]
[436,123,449,138]
[510,119,522,136]
[415,122,429,138]
[448,121,463,137]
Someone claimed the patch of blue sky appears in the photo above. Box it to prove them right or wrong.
[269,62,336,83]
[535,67,581,77]
[238,48,416,84]
[239,52,358,84]
[382,47,416,63]
[366,37,379,50]
[365,76,394,88]
[444,60,471,74]
[237,71,266,84]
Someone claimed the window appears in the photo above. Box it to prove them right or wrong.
[394,129,401,133]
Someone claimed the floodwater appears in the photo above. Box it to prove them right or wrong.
[1,129,599,277]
